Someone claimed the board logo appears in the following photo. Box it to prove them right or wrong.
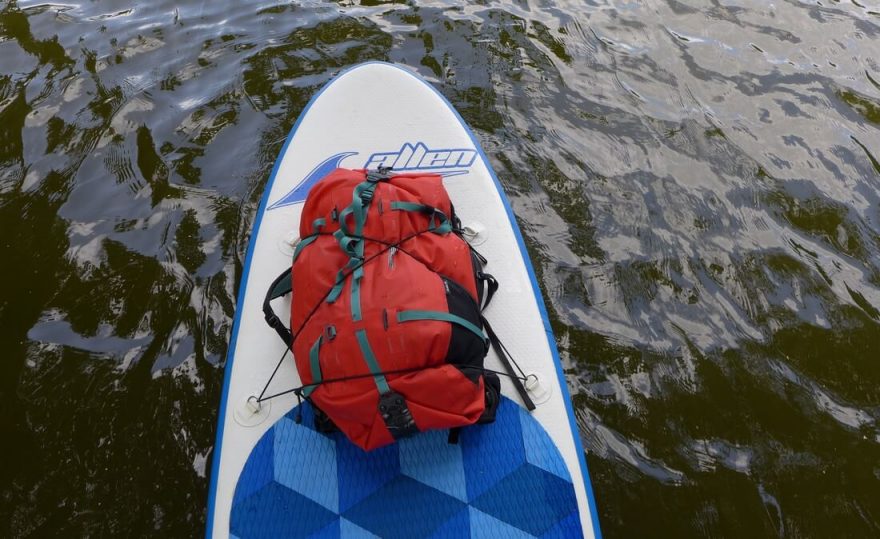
[268,142,476,210]
[365,142,477,170]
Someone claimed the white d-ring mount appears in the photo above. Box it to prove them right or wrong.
[461,221,487,246]
[278,230,300,256]
[233,395,271,427]
[524,373,551,405]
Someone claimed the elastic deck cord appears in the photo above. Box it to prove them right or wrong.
[253,225,442,405]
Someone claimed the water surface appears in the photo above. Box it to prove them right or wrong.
[2,0,879,536]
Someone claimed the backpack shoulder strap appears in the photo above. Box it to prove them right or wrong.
[263,267,293,346]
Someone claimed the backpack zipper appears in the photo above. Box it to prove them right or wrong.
[388,246,397,269]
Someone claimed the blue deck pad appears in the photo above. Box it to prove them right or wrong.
[230,398,581,538]
[399,429,468,501]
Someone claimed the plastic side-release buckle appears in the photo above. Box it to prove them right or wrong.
[366,166,393,183]
[378,391,419,440]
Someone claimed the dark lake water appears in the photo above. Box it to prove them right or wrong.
[2,0,880,536]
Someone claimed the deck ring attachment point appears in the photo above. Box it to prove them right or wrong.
[234,394,272,427]
[462,221,487,245]
[278,230,300,256]
[524,373,551,405]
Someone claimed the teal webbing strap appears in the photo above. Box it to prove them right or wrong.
[338,205,356,236]
[332,228,358,258]
[351,280,362,321]
[389,201,430,213]
[389,201,452,233]
[341,179,379,316]
[269,271,292,300]
[432,217,452,234]
[327,269,346,303]
[293,235,317,262]
[351,183,369,231]
[351,266,364,321]
[338,235,361,258]
[303,335,323,398]
[292,218,326,262]
[329,178,378,313]
[327,253,366,305]
[396,310,488,344]
[355,329,390,394]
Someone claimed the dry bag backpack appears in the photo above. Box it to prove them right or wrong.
[263,167,503,451]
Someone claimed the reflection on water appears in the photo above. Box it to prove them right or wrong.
[2,0,878,536]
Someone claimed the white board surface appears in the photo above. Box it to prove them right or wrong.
[206,62,601,539]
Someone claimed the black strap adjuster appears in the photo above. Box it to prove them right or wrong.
[366,166,393,183]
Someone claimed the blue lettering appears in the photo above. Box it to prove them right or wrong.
[365,152,398,169]
[363,143,477,171]
[424,151,450,167]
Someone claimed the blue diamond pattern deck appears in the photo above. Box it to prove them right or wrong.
[230,398,580,538]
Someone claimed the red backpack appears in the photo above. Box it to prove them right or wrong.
[263,168,504,451]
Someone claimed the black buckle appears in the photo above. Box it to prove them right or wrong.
[378,391,418,440]
[264,311,281,329]
[366,166,393,183]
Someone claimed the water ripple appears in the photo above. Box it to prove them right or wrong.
[2,0,879,536]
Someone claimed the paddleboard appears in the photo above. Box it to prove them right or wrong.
[206,62,601,538]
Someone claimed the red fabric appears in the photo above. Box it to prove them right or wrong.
[290,168,484,450]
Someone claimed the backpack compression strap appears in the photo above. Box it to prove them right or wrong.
[481,316,536,411]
